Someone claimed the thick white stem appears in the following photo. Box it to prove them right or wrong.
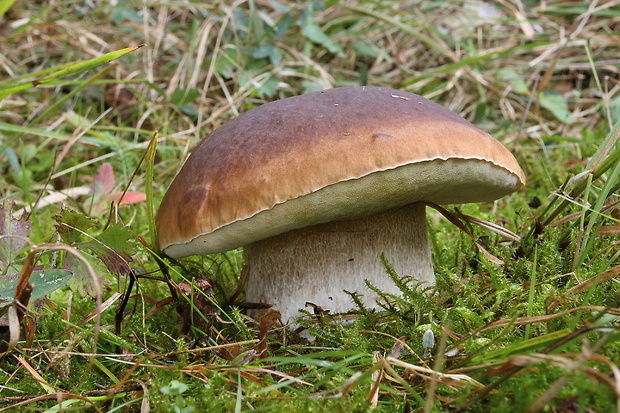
[244,203,434,325]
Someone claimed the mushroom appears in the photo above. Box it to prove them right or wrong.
[156,86,525,324]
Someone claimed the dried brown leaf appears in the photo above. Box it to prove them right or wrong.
[564,264,620,296]
[256,309,281,357]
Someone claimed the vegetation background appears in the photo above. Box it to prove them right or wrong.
[0,0,619,411]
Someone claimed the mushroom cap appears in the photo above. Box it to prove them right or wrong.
[157,86,525,258]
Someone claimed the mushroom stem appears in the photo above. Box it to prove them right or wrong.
[244,203,434,324]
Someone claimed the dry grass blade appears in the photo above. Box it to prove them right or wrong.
[14,355,57,393]
[0,306,21,358]
[609,362,620,411]
[522,334,619,413]
[385,356,483,387]
[367,351,382,410]
[477,305,620,333]
[453,329,617,412]
[563,264,620,296]
[180,364,313,387]
[599,225,620,235]
[551,198,620,227]
[458,213,521,242]
[0,356,104,412]
[0,393,103,413]
[426,202,504,264]
[0,384,143,407]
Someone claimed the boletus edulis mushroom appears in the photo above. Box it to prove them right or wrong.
[156,86,526,324]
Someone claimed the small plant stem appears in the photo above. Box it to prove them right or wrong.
[145,131,158,249]
[525,246,538,340]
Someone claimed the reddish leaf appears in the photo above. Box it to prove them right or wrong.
[108,191,146,205]
[92,163,145,207]
[94,163,115,194]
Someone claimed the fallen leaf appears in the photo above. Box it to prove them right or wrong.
[0,199,32,266]
[93,163,146,208]
[108,191,147,205]
[94,162,115,194]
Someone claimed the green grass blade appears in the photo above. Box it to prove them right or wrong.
[0,44,145,101]
[574,153,620,268]
[470,329,572,364]
[0,66,113,157]
[145,132,159,249]
[0,0,17,18]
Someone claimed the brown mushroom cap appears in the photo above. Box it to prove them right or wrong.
[157,86,525,258]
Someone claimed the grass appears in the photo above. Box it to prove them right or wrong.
[1,0,619,411]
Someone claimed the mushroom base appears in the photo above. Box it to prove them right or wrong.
[244,203,434,325]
